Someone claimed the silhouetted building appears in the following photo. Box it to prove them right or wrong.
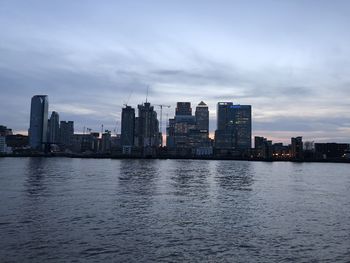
[111,134,121,150]
[215,102,252,154]
[101,130,112,153]
[291,136,303,159]
[195,101,209,133]
[135,102,160,149]
[60,121,74,150]
[167,102,196,149]
[315,143,350,159]
[5,134,29,149]
[166,118,176,148]
[0,125,13,136]
[254,136,272,159]
[48,111,60,144]
[72,134,96,153]
[29,95,48,151]
[166,101,212,156]
[0,136,6,153]
[176,102,192,116]
[272,143,290,159]
[121,106,135,147]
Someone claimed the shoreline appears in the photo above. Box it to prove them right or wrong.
[1,153,349,164]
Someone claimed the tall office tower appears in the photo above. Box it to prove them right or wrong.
[195,101,209,133]
[121,106,135,147]
[291,136,303,159]
[136,102,160,147]
[175,102,192,116]
[233,105,252,150]
[48,111,60,144]
[59,121,74,150]
[215,102,252,151]
[29,95,49,150]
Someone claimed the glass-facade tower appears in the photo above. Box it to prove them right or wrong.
[29,95,49,150]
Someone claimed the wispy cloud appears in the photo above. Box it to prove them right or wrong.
[0,0,350,143]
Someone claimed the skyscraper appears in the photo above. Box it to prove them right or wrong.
[29,95,48,150]
[215,102,252,153]
[48,111,60,144]
[175,102,192,116]
[135,102,160,148]
[195,101,209,133]
[59,121,74,150]
[291,136,303,159]
[121,106,135,147]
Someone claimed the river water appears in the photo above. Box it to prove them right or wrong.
[0,158,349,262]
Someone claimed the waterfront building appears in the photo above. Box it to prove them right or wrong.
[71,134,95,153]
[215,102,252,154]
[166,118,176,148]
[48,111,60,144]
[166,101,212,156]
[5,135,29,149]
[195,101,209,133]
[291,136,303,159]
[254,136,272,159]
[0,125,13,136]
[59,121,74,150]
[0,136,6,153]
[121,106,135,148]
[314,143,350,159]
[167,102,196,149]
[111,134,121,150]
[135,102,160,149]
[272,143,290,159]
[101,130,112,153]
[29,95,49,151]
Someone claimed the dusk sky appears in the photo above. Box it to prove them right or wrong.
[1,0,350,143]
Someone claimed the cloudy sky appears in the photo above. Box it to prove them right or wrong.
[1,0,350,143]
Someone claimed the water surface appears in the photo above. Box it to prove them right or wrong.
[0,158,349,262]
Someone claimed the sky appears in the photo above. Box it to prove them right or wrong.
[0,0,350,143]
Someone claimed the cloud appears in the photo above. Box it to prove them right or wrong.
[0,0,350,144]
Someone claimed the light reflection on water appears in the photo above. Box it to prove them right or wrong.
[0,158,349,262]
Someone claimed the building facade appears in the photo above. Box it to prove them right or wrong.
[195,101,209,133]
[59,121,74,150]
[29,95,49,151]
[135,102,160,148]
[291,136,303,159]
[166,101,212,156]
[0,125,13,136]
[121,106,135,147]
[0,136,6,153]
[175,102,192,116]
[48,111,60,144]
[215,102,252,154]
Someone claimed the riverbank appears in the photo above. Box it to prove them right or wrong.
[1,153,349,163]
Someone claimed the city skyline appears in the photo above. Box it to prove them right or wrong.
[1,1,350,143]
[2,94,348,160]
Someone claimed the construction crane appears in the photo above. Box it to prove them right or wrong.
[154,104,171,147]
[123,91,133,107]
[113,120,119,136]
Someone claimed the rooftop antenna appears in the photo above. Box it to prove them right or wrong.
[146,85,149,103]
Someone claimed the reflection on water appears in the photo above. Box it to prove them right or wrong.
[25,158,48,196]
[214,161,253,191]
[0,158,349,262]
